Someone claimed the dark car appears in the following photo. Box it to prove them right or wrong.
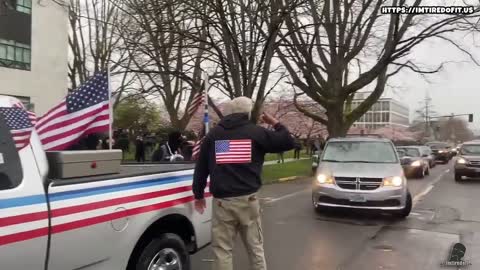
[397,146,430,178]
[426,142,452,164]
[454,141,480,182]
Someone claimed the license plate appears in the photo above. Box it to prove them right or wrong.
[350,195,366,202]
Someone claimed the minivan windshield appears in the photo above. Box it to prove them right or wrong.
[461,145,480,155]
[322,141,398,163]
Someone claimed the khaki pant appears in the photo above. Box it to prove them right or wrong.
[212,193,267,270]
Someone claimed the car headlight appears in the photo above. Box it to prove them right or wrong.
[438,150,444,153]
[457,158,467,164]
[383,176,403,187]
[411,160,422,167]
[316,173,335,185]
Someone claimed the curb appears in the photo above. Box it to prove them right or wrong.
[278,176,300,182]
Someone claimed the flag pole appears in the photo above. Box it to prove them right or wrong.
[107,68,113,150]
[204,72,210,134]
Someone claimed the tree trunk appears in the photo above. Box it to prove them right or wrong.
[326,105,349,137]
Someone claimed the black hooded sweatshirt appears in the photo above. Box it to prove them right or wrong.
[192,113,295,199]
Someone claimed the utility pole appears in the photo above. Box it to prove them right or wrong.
[420,92,433,138]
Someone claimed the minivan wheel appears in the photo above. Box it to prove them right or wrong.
[393,192,412,219]
[425,167,430,176]
[455,173,462,182]
[134,233,190,270]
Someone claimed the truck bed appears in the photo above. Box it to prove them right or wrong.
[51,162,196,186]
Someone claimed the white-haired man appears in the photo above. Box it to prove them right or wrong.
[192,96,295,270]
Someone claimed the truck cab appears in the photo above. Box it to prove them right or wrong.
[0,96,211,270]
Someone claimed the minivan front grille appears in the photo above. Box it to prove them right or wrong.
[468,160,480,168]
[334,177,383,190]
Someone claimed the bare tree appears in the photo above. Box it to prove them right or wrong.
[187,0,305,122]
[68,0,134,98]
[277,0,480,136]
[118,0,210,130]
[438,117,474,142]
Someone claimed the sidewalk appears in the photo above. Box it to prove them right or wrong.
[264,157,309,165]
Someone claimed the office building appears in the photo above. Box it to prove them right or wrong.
[0,0,68,114]
[351,93,410,130]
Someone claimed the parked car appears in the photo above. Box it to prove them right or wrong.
[396,146,430,178]
[312,137,412,218]
[426,141,452,164]
[454,141,480,182]
[0,96,211,270]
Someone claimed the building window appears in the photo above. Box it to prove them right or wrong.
[381,101,390,111]
[0,39,31,70]
[382,112,390,122]
[16,0,32,14]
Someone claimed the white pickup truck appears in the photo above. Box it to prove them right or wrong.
[0,97,211,270]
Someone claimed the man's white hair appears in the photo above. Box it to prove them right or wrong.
[223,97,254,117]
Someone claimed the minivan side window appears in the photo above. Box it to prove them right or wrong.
[0,114,23,190]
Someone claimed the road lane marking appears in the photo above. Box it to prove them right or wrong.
[264,188,310,204]
[413,168,450,207]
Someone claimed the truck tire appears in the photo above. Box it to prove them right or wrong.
[393,192,412,219]
[135,233,190,270]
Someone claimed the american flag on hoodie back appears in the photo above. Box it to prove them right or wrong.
[215,139,252,164]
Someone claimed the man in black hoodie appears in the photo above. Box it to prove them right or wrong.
[192,97,295,270]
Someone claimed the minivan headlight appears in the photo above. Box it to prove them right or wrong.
[316,173,335,185]
[383,176,403,187]
[457,158,467,164]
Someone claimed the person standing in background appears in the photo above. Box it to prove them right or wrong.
[293,138,302,159]
[277,152,284,163]
[135,136,145,162]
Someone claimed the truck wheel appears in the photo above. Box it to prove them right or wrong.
[135,233,190,270]
[455,174,462,182]
[393,192,412,219]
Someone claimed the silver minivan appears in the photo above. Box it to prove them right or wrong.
[312,137,412,218]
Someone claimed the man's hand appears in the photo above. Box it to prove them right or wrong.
[260,112,280,126]
[194,199,206,214]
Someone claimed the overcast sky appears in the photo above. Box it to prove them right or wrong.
[387,31,480,131]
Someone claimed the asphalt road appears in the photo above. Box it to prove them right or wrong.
[191,160,480,270]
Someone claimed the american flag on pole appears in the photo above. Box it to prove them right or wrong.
[0,107,34,150]
[191,75,210,161]
[191,135,204,161]
[187,91,203,116]
[215,139,252,164]
[35,72,110,151]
